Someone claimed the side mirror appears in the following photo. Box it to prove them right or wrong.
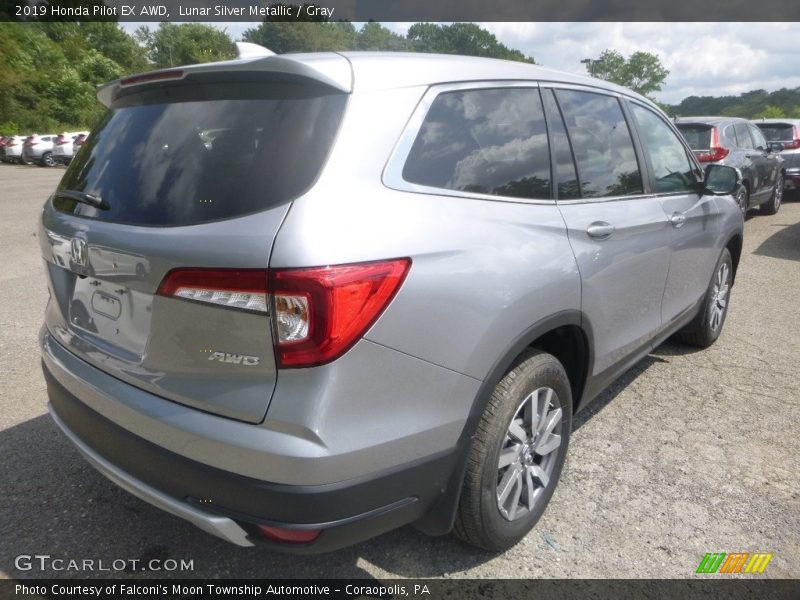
[702,164,741,196]
[768,142,784,153]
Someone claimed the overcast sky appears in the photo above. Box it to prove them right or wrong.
[122,22,800,104]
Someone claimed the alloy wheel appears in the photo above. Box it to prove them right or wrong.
[709,262,730,332]
[496,386,563,521]
[774,176,783,210]
[735,188,747,217]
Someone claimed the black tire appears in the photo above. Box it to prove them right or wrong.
[453,350,572,551]
[760,173,784,215]
[675,248,733,348]
[735,185,749,218]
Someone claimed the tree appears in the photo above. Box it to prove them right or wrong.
[587,49,668,97]
[136,23,236,69]
[357,22,409,51]
[407,23,534,63]
[755,105,787,118]
[243,4,357,53]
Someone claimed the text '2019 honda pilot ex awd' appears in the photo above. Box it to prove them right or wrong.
[40,46,745,553]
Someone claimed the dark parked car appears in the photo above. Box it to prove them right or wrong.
[753,118,800,193]
[676,117,784,215]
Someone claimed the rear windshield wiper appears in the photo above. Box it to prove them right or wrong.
[54,190,110,210]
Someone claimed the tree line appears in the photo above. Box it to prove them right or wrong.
[2,18,796,137]
[0,20,533,134]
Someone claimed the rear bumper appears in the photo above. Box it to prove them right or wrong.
[41,332,463,551]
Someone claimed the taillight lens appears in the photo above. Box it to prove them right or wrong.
[696,127,729,163]
[271,258,411,368]
[157,269,268,313]
[781,139,800,150]
[156,259,411,368]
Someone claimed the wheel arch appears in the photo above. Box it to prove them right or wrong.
[726,233,743,284]
[414,310,593,536]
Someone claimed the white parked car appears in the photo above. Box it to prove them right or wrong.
[1,135,26,163]
[53,131,90,165]
[22,134,59,167]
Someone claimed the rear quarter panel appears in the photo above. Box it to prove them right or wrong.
[270,86,581,382]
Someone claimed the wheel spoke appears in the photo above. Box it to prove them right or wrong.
[525,468,535,508]
[535,432,562,456]
[497,465,519,505]
[535,388,553,437]
[507,471,523,520]
[498,443,523,469]
[508,419,528,443]
[528,464,549,488]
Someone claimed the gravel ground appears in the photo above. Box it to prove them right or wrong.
[1,164,797,580]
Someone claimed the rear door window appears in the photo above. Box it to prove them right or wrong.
[748,124,768,150]
[402,87,552,200]
[555,89,642,198]
[55,80,347,226]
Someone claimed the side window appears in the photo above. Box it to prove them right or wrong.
[734,122,753,149]
[541,89,580,200]
[555,89,642,198]
[629,104,696,193]
[402,87,551,200]
[749,125,768,150]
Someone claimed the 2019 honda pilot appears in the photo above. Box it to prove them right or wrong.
[40,47,745,552]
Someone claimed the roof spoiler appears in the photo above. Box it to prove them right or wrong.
[97,48,352,106]
[235,41,275,59]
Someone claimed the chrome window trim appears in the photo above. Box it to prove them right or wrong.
[382,80,556,205]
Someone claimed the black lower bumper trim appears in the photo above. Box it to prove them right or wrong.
[43,362,460,551]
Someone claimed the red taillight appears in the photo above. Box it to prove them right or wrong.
[256,525,321,544]
[157,259,411,368]
[271,258,411,368]
[157,269,269,313]
[696,127,729,163]
[121,70,185,86]
[782,139,800,150]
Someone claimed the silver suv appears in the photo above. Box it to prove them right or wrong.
[40,48,744,553]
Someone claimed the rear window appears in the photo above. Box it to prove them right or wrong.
[756,123,794,141]
[55,80,347,226]
[676,124,712,150]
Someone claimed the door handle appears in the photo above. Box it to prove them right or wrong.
[669,212,687,228]
[586,222,615,240]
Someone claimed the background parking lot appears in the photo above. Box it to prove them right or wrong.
[1,165,798,579]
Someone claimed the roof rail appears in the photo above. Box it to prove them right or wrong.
[236,42,275,60]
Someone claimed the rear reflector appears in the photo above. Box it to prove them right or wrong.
[157,269,268,313]
[121,70,185,86]
[271,258,411,368]
[256,525,321,544]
